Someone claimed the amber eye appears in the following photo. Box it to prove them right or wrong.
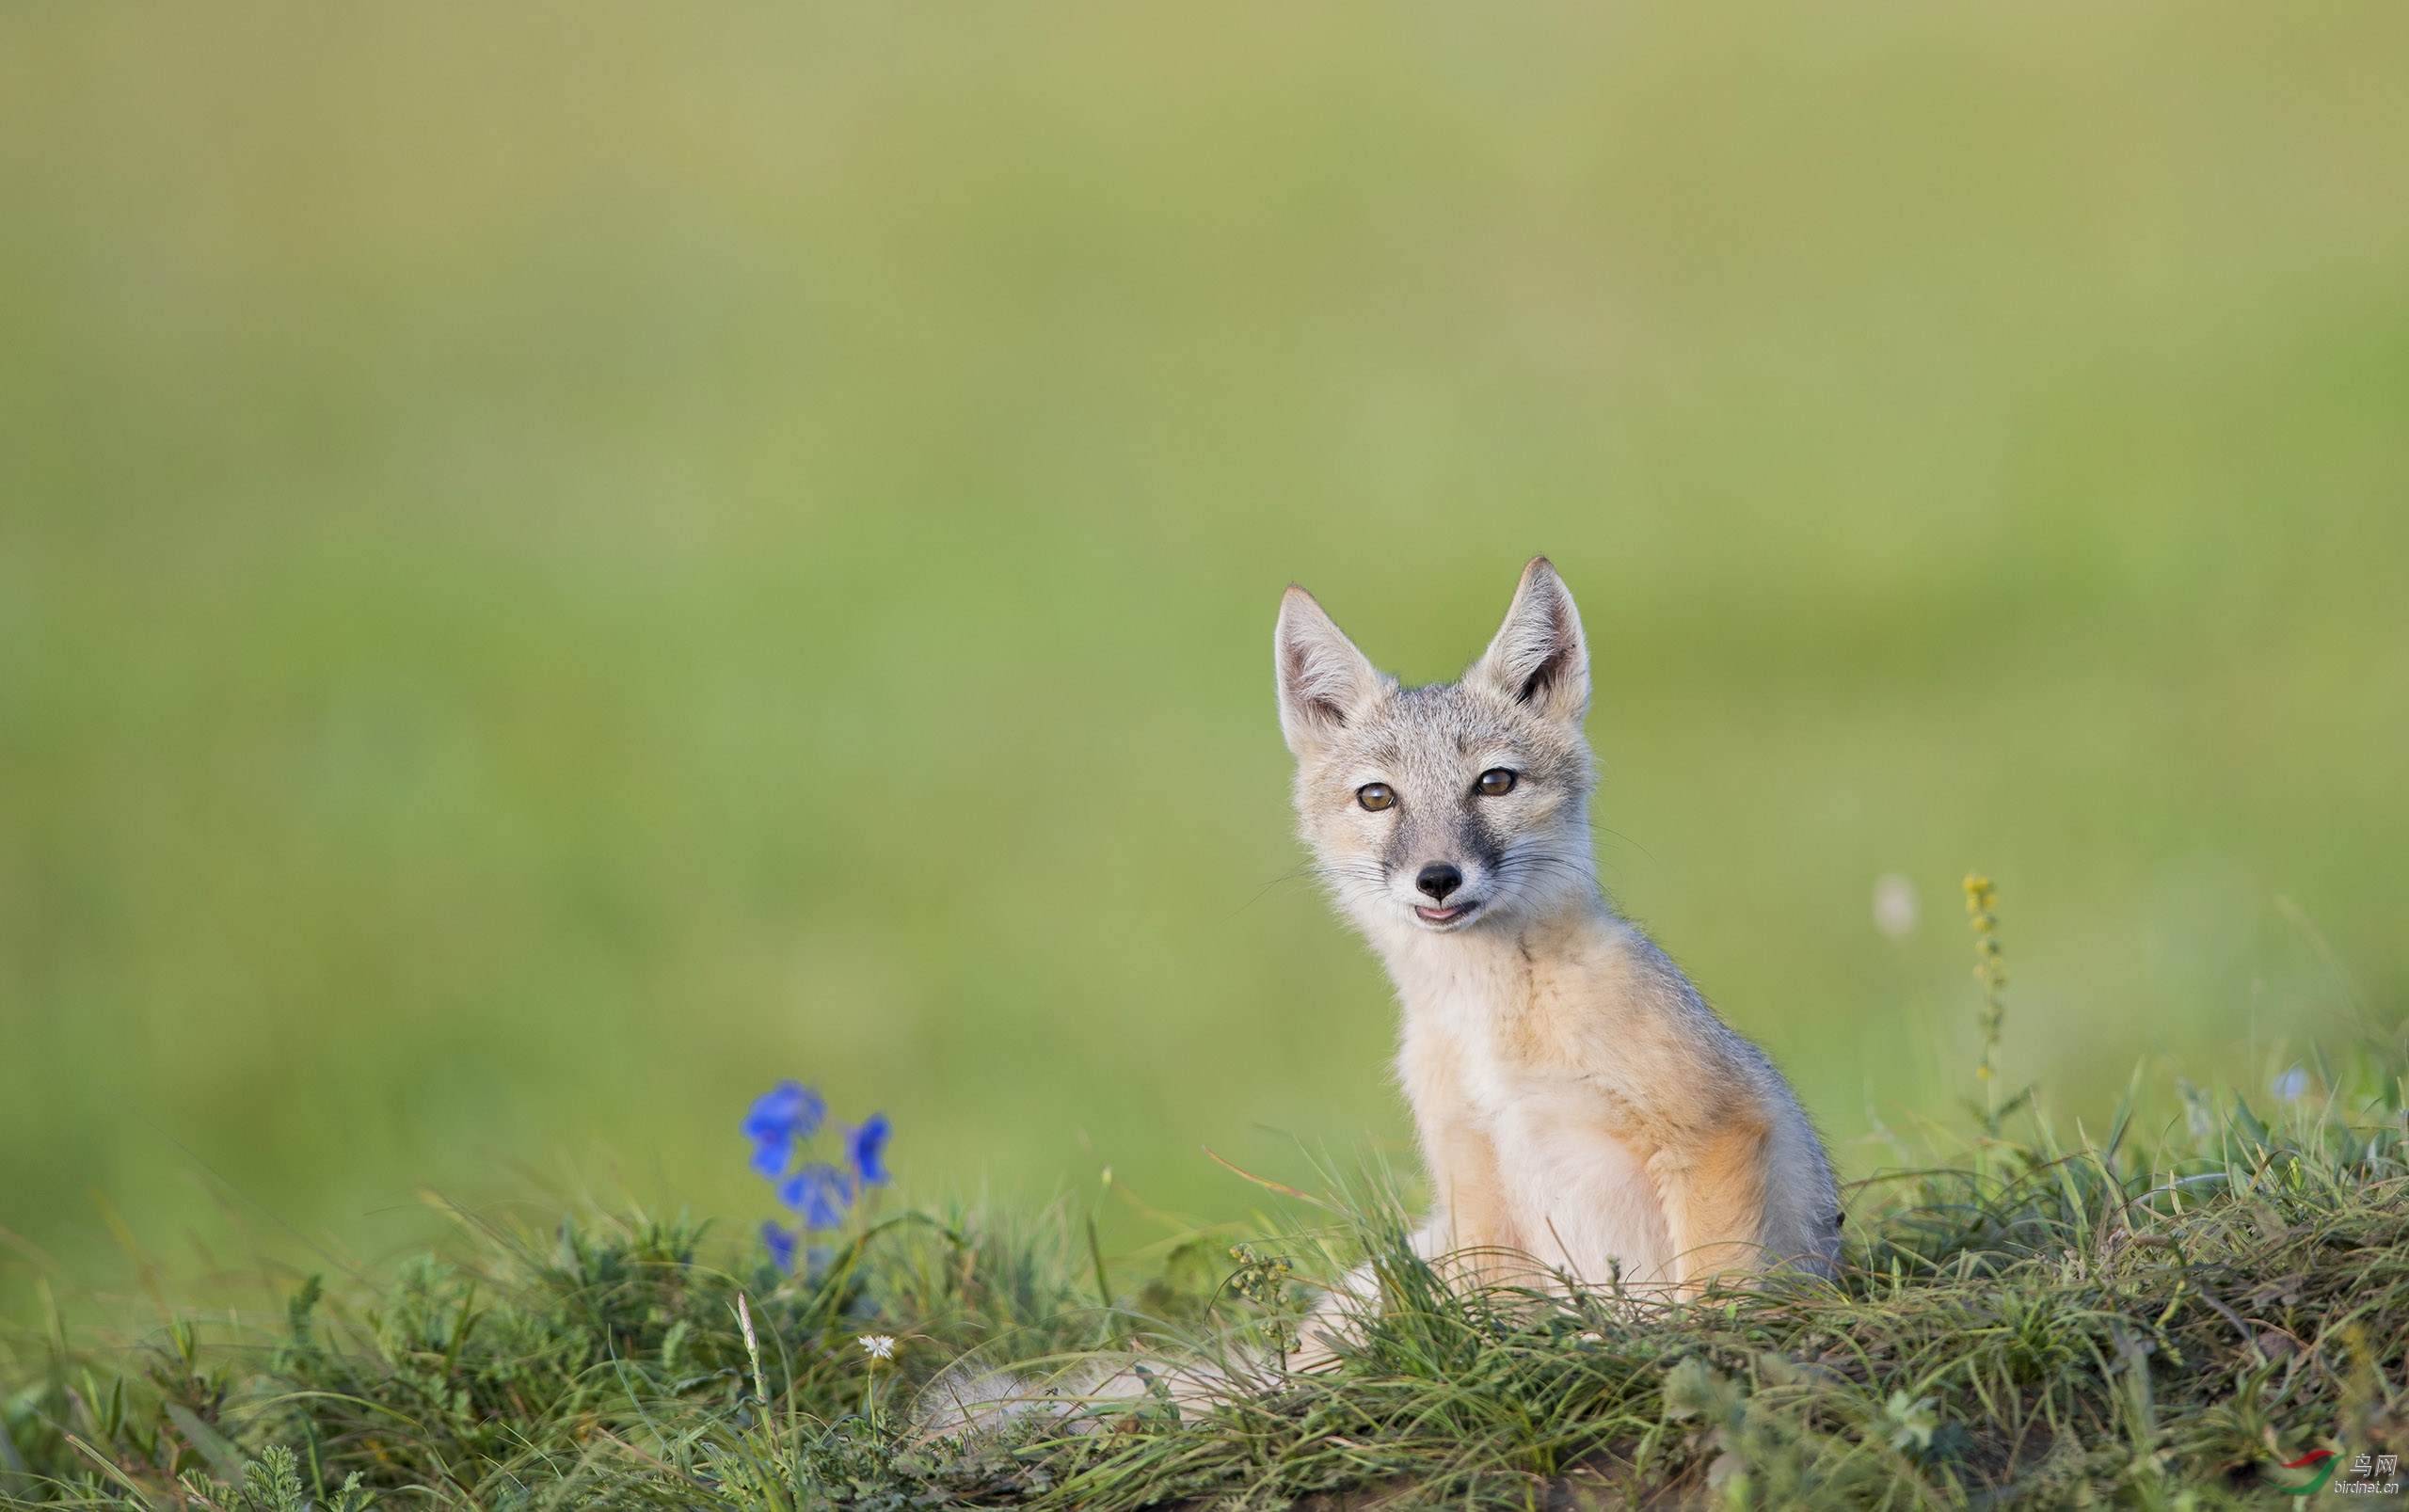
[1357,783,1396,812]
[1476,769,1517,797]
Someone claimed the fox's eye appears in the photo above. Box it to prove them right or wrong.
[1357,783,1396,812]
[1476,769,1517,797]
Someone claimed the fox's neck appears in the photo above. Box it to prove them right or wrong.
[1373,893,1619,1030]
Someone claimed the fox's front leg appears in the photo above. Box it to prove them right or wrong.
[1417,1114,1521,1268]
[1647,1111,1771,1292]
[1399,1035,1523,1271]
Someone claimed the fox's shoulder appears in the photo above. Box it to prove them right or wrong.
[1502,909,1764,1081]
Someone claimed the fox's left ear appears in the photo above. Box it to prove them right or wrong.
[1470,556,1589,724]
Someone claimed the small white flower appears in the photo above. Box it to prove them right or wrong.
[858,1334,897,1361]
[1872,873,1920,939]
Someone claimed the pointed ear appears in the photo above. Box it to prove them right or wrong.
[1469,556,1589,724]
[1275,585,1393,755]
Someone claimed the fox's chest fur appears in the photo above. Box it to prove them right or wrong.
[1383,908,1691,1284]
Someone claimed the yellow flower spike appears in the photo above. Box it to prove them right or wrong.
[1964,873,2008,1129]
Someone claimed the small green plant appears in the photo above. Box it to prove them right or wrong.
[174,1446,375,1512]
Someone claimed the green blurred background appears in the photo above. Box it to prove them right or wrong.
[4,2,2406,1303]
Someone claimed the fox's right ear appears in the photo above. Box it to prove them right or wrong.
[1275,586,1393,756]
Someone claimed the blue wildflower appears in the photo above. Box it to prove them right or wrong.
[847,1113,892,1187]
[761,1220,798,1274]
[742,1081,826,1180]
[2273,1066,2309,1103]
[780,1162,851,1231]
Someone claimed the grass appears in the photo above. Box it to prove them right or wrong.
[8,1039,2409,1510]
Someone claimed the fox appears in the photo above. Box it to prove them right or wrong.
[915,558,1839,1434]
[1275,556,1840,1296]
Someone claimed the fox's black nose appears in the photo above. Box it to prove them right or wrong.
[1415,864,1462,902]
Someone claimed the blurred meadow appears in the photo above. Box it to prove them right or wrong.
[3,2,2406,1308]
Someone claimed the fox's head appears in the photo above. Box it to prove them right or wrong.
[1275,557,1598,944]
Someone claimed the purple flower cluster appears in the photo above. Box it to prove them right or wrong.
[744,1079,891,1273]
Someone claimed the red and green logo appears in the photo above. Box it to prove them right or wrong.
[2263,1448,2339,1496]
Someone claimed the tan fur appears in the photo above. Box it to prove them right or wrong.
[1275,558,1840,1299]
